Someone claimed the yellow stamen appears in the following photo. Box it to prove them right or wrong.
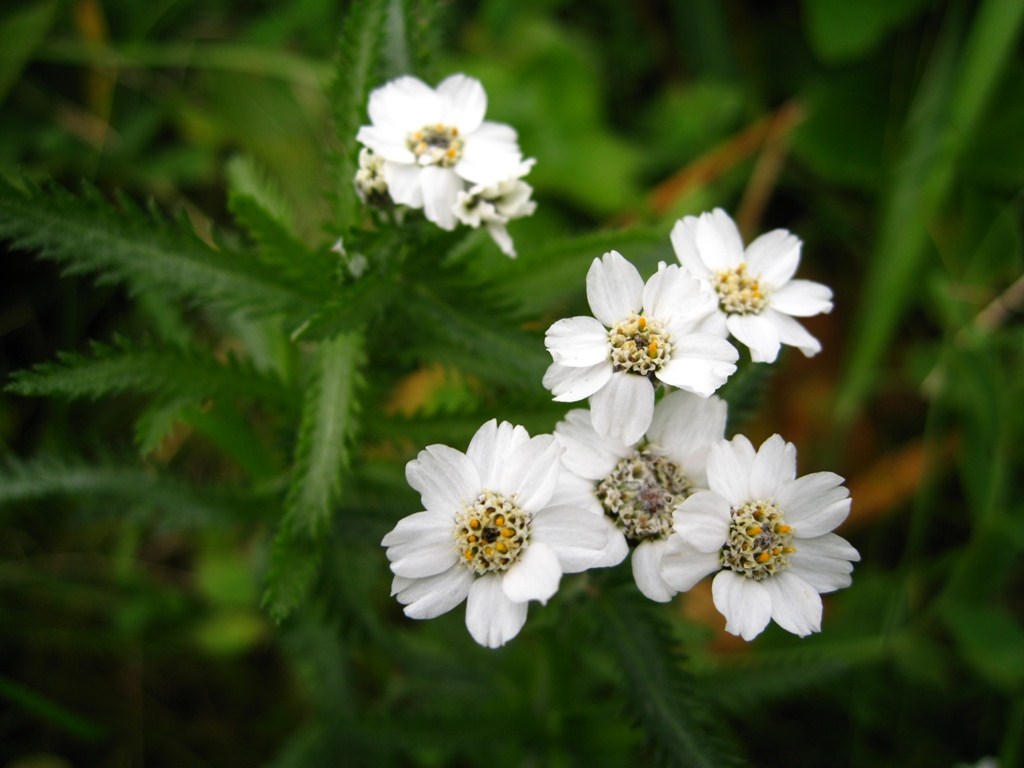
[494,515,505,527]
[746,526,763,536]
[469,519,481,530]
[776,524,792,534]
[500,528,515,538]
[756,552,772,564]
[495,542,508,554]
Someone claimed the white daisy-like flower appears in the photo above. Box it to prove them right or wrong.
[553,391,727,602]
[382,419,626,648]
[543,250,738,445]
[660,434,860,641]
[453,161,537,257]
[356,74,527,231]
[354,147,388,203]
[670,208,833,363]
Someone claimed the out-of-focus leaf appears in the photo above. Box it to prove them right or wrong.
[0,0,58,105]
[942,602,1024,692]
[801,0,931,62]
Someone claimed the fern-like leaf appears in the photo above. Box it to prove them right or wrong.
[0,176,314,317]
[330,0,390,231]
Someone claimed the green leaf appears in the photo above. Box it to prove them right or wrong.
[262,525,325,626]
[330,0,390,231]
[0,0,58,105]
[942,601,1024,692]
[800,0,931,62]
[0,176,313,318]
[0,673,104,741]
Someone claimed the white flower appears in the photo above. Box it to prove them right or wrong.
[543,250,738,445]
[382,419,625,648]
[356,74,527,231]
[553,391,727,602]
[670,208,833,363]
[660,434,860,641]
[453,161,537,257]
[354,147,388,202]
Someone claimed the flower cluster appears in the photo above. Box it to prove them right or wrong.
[375,73,856,647]
[355,74,535,257]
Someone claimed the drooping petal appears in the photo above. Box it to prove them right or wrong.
[764,309,823,358]
[465,573,529,648]
[486,222,516,257]
[405,444,481,515]
[394,564,474,619]
[673,490,731,552]
[726,313,781,363]
[748,434,797,500]
[498,434,563,513]
[769,279,833,317]
[776,472,851,538]
[631,539,676,602]
[545,316,612,367]
[712,570,772,640]
[466,419,531,490]
[383,162,425,208]
[642,263,716,329]
[695,209,745,272]
[669,216,712,282]
[543,361,613,402]
[762,571,822,637]
[655,333,738,396]
[554,408,626,481]
[705,435,755,504]
[660,540,722,592]
[531,505,626,571]
[646,391,727,479]
[586,251,644,327]
[744,229,801,288]
[789,533,858,593]
[436,74,487,134]
[368,75,441,132]
[419,166,462,230]
[501,542,562,604]
[589,372,655,445]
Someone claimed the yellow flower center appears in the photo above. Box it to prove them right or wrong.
[608,314,672,375]
[407,123,464,167]
[714,263,769,315]
[453,490,530,575]
[597,449,694,542]
[721,500,795,580]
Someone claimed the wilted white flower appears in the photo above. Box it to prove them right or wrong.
[660,434,860,641]
[354,147,388,203]
[553,391,727,602]
[671,208,833,363]
[453,161,537,257]
[356,74,528,231]
[382,420,625,648]
[543,250,738,444]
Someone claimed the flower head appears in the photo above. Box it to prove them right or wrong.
[660,434,860,640]
[670,208,833,363]
[543,250,738,444]
[553,391,727,602]
[382,419,625,648]
[356,73,534,251]
[453,160,537,257]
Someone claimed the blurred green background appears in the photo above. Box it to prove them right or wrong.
[1,0,1023,765]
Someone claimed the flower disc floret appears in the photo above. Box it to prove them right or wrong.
[454,490,530,575]
[721,500,794,580]
[714,263,769,315]
[608,314,673,376]
[597,449,694,542]
[408,123,464,167]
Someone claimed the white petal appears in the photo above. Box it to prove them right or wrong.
[394,565,474,619]
[465,574,528,648]
[744,229,801,287]
[543,361,613,402]
[727,313,781,363]
[669,216,712,281]
[646,391,727,478]
[656,333,738,396]
[455,122,522,185]
[586,251,644,327]
[748,434,797,500]
[764,309,823,358]
[420,166,462,230]
[383,162,425,208]
[763,571,822,636]
[355,125,415,163]
[532,505,626,571]
[436,74,487,134]
[405,444,480,515]
[547,470,603,516]
[776,472,851,537]
[706,435,755,504]
[545,316,611,367]
[498,434,563,513]
[386,531,458,579]
[712,570,772,640]
[485,222,516,257]
[660,540,722,592]
[381,509,450,547]
[770,279,833,317]
[466,419,531,490]
[673,490,731,552]
[789,534,858,593]
[631,539,676,602]
[695,209,745,272]
[642,263,716,328]
[589,372,655,445]
[796,531,860,561]
[368,75,441,132]
[501,542,562,604]
[554,409,626,481]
